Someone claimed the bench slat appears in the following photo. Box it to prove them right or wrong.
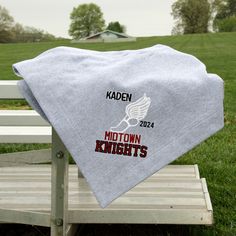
[0,80,23,99]
[0,165,213,225]
[0,164,198,173]
[0,110,49,126]
[0,126,51,143]
[69,209,212,225]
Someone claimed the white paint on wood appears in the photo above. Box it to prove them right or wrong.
[0,110,49,126]
[0,164,197,173]
[0,208,50,226]
[201,178,213,211]
[0,126,51,143]
[194,164,200,179]
[0,165,213,226]
[68,209,213,225]
[0,149,51,166]
[0,80,22,99]
[51,128,69,236]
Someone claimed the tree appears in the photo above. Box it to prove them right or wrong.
[0,5,57,43]
[214,0,236,31]
[11,23,24,42]
[172,0,211,34]
[69,3,105,39]
[106,21,126,33]
[0,5,14,42]
[217,15,236,31]
[214,0,236,19]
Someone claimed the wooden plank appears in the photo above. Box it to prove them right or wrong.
[201,178,213,212]
[0,180,203,189]
[0,164,213,226]
[0,110,49,126]
[0,167,196,175]
[74,166,196,178]
[68,209,213,225]
[0,80,22,99]
[0,191,204,198]
[0,203,207,211]
[51,128,69,236]
[0,208,50,227]
[0,174,201,182]
[0,149,51,166]
[0,126,51,143]
[0,195,206,206]
[0,173,197,179]
[0,165,197,173]
[194,164,200,179]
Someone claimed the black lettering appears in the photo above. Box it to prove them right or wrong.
[112,142,117,154]
[106,91,112,99]
[127,93,132,102]
[105,91,132,102]
[104,141,114,154]
[140,146,148,158]
[117,142,124,155]
[111,92,116,99]
[133,144,141,157]
[123,144,133,156]
[95,140,105,153]
[121,93,126,101]
[116,92,121,100]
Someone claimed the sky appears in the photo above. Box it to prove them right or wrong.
[0,0,176,38]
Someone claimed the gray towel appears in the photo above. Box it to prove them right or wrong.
[12,45,224,208]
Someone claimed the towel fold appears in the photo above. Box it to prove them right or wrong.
[13,45,224,207]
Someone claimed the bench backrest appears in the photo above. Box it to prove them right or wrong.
[0,80,70,235]
[0,80,51,143]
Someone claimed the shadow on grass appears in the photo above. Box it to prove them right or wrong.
[0,224,215,236]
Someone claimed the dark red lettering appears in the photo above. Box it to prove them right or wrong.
[104,131,110,141]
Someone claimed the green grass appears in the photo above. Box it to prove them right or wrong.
[0,32,235,236]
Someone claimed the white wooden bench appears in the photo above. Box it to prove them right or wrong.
[0,80,213,236]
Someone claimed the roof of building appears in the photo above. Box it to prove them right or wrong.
[84,30,133,40]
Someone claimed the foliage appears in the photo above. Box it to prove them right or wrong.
[214,0,236,20]
[171,0,212,34]
[0,5,14,42]
[12,25,56,42]
[69,3,105,39]
[0,4,57,43]
[216,15,236,31]
[0,32,236,235]
[106,21,126,33]
[214,0,236,31]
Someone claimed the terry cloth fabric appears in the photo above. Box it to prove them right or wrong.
[12,45,224,208]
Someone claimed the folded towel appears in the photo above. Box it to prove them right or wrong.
[13,44,224,208]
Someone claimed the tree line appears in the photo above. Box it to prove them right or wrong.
[1,1,235,43]
[69,1,236,38]
[172,0,236,34]
[0,5,58,43]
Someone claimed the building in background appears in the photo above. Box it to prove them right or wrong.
[72,30,136,43]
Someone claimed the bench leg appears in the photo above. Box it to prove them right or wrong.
[51,128,69,236]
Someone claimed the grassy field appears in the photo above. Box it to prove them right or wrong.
[0,32,235,236]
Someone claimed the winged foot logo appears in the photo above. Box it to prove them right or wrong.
[95,93,152,158]
[111,93,151,133]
